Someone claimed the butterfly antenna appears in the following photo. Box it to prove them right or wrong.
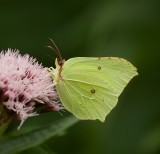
[46,45,58,57]
[48,38,63,62]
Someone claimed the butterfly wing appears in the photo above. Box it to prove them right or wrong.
[56,57,138,122]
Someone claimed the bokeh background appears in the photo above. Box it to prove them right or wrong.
[0,0,160,153]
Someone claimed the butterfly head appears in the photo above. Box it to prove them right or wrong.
[47,38,65,83]
[57,58,65,68]
[49,58,64,85]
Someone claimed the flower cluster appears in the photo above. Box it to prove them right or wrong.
[0,49,62,128]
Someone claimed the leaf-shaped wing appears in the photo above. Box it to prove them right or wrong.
[56,57,138,122]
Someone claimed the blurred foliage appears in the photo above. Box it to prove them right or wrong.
[0,0,160,154]
[0,116,78,154]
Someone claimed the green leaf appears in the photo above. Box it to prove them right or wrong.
[20,146,56,154]
[0,116,79,154]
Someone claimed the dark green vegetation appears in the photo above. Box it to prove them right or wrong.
[0,0,159,154]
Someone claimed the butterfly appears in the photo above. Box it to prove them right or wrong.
[48,39,138,122]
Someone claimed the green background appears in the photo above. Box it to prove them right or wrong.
[0,0,160,153]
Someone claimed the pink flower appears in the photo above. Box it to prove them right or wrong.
[0,49,62,129]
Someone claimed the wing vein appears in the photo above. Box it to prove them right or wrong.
[65,81,113,112]
[66,81,94,118]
